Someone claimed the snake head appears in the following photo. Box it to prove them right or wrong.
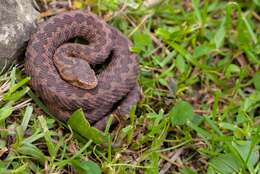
[55,58,98,90]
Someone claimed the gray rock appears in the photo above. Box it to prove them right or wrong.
[0,0,39,72]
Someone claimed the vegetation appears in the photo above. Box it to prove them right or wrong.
[0,0,260,173]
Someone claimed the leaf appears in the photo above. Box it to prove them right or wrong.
[214,19,226,49]
[176,55,187,73]
[17,142,47,164]
[253,0,260,6]
[225,64,240,78]
[180,167,198,174]
[21,105,33,131]
[232,140,259,171]
[204,117,223,136]
[241,15,257,44]
[155,28,171,41]
[190,114,204,126]
[99,0,119,10]
[209,153,242,174]
[170,42,193,63]
[169,101,194,126]
[191,0,202,25]
[219,122,242,132]
[236,9,253,47]
[0,104,13,122]
[193,44,214,59]
[6,77,30,96]
[3,87,30,102]
[132,31,153,54]
[170,42,209,70]
[71,159,101,174]
[244,48,260,65]
[241,91,260,112]
[0,163,29,174]
[9,67,16,86]
[68,109,109,145]
[187,120,212,141]
[145,151,159,174]
[39,116,57,160]
[252,72,260,91]
[207,166,216,174]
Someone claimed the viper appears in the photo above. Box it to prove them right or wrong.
[25,10,140,130]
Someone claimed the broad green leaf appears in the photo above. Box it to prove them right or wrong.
[68,109,109,145]
[209,153,242,174]
[0,104,13,122]
[207,166,216,174]
[232,140,259,171]
[169,101,194,125]
[71,159,101,174]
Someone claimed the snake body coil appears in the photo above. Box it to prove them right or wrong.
[25,10,140,129]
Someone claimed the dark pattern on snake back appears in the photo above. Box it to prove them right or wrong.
[25,10,140,129]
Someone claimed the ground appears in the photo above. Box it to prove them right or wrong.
[0,0,260,173]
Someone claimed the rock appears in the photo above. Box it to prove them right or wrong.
[0,0,39,72]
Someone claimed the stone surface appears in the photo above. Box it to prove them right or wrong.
[0,0,39,71]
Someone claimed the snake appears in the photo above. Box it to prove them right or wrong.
[24,10,140,130]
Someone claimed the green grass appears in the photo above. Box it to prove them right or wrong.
[0,0,260,173]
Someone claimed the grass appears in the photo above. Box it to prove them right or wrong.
[0,0,260,173]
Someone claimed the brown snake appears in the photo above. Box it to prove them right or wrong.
[24,10,140,130]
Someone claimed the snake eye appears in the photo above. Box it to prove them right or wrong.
[75,78,97,89]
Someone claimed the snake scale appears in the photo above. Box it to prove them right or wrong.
[25,10,140,130]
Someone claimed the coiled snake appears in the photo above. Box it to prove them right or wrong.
[25,10,140,130]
